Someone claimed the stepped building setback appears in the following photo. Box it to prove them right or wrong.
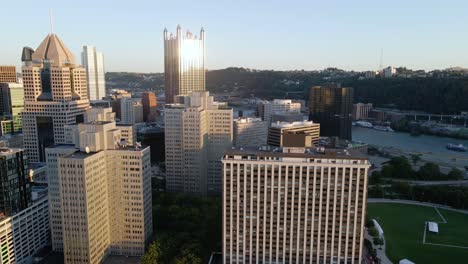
[21,33,90,162]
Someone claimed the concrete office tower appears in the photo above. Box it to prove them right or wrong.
[120,98,143,124]
[45,108,152,263]
[0,82,24,134]
[21,33,90,162]
[257,99,301,124]
[0,195,49,264]
[233,117,268,147]
[165,91,232,196]
[0,147,31,216]
[104,89,132,120]
[0,66,17,83]
[309,85,353,140]
[352,103,373,120]
[268,121,320,147]
[82,45,106,100]
[141,91,158,122]
[222,146,370,264]
[164,26,205,103]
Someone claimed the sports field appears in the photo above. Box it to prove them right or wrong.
[367,202,468,263]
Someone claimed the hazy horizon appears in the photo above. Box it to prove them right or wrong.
[2,0,468,73]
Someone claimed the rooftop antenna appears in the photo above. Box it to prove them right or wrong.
[49,8,54,34]
[379,48,383,71]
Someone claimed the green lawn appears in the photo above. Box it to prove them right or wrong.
[426,208,468,247]
[367,203,468,263]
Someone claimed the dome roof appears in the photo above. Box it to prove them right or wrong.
[31,33,75,65]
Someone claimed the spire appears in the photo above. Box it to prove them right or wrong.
[49,9,54,34]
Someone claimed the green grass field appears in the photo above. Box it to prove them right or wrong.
[367,203,468,263]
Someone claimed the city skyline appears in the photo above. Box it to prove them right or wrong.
[2,0,468,73]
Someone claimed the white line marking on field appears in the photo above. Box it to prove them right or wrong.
[434,207,447,224]
[422,222,427,244]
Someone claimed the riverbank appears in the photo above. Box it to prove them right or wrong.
[352,127,468,169]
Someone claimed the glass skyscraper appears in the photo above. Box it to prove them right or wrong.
[164,26,205,103]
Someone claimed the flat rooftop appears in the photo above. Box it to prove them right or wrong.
[224,146,368,161]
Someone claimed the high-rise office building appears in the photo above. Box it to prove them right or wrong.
[0,66,17,83]
[46,108,152,263]
[21,33,90,162]
[82,45,106,100]
[120,98,143,124]
[164,91,232,196]
[0,195,49,264]
[233,117,268,147]
[141,91,158,122]
[164,26,205,103]
[103,89,132,120]
[0,147,31,216]
[0,82,24,134]
[268,120,320,147]
[222,146,370,264]
[309,85,353,140]
[257,99,302,124]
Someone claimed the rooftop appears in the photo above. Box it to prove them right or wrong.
[31,34,76,65]
[270,120,317,129]
[224,146,368,161]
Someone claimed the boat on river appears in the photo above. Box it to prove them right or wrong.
[446,143,467,152]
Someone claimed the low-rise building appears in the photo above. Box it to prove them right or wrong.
[233,117,268,147]
[267,121,320,147]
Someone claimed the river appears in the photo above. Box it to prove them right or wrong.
[352,126,468,168]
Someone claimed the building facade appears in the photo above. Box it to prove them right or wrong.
[0,83,24,135]
[0,66,17,83]
[0,147,31,216]
[257,99,301,124]
[165,91,232,196]
[222,147,370,264]
[141,92,158,122]
[45,108,152,263]
[267,121,320,147]
[0,195,49,264]
[352,103,372,120]
[81,45,106,100]
[120,98,143,124]
[309,85,353,140]
[21,33,90,162]
[164,26,205,103]
[233,117,268,147]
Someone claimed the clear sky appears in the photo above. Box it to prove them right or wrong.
[2,0,468,73]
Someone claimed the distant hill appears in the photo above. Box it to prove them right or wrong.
[106,68,468,114]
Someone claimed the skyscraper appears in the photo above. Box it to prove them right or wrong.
[46,107,152,263]
[164,91,232,196]
[164,26,205,103]
[82,45,106,100]
[222,146,370,263]
[0,66,17,83]
[309,84,353,140]
[141,91,158,122]
[21,33,90,162]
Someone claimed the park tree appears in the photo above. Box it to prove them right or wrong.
[141,240,161,264]
[418,162,441,180]
[447,168,464,180]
